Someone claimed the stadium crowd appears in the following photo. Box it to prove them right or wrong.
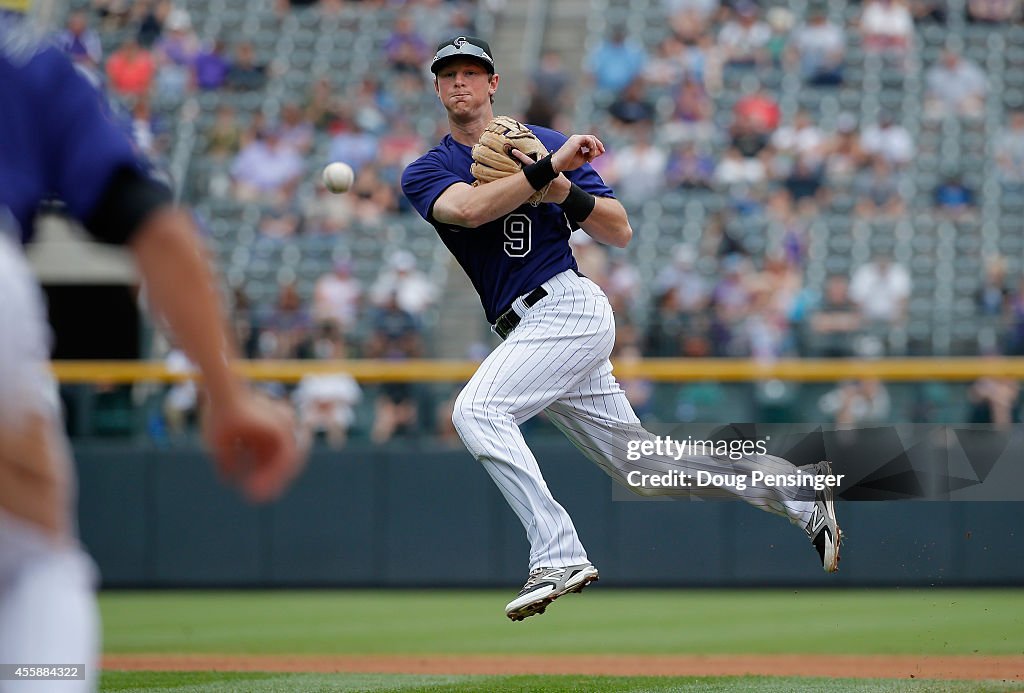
[51,0,1024,440]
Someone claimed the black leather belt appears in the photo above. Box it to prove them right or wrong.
[493,287,548,340]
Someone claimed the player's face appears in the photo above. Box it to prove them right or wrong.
[434,58,497,117]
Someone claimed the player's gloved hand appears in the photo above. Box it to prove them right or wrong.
[471,116,552,206]
[202,388,306,503]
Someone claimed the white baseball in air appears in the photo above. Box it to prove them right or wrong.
[322,162,354,194]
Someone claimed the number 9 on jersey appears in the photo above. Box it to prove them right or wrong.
[504,214,532,258]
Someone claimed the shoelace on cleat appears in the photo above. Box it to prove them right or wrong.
[521,568,560,591]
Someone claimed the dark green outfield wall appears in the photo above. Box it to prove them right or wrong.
[74,441,1024,587]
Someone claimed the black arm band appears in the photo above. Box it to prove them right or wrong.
[562,183,597,223]
[522,153,557,191]
[84,167,174,245]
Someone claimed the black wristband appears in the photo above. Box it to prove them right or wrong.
[562,183,597,223]
[522,153,557,191]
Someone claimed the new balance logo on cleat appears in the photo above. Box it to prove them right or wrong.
[807,506,826,536]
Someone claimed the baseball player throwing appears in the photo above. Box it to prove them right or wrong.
[401,36,841,622]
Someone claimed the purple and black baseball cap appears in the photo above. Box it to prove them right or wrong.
[430,36,495,75]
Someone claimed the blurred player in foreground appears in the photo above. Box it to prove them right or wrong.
[402,36,841,622]
[0,6,304,690]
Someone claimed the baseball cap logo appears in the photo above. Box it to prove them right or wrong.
[430,35,495,74]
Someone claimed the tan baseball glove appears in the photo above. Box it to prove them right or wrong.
[471,116,551,206]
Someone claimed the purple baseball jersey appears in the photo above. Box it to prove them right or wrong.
[401,125,615,323]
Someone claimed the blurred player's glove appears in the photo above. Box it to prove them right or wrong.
[471,116,551,206]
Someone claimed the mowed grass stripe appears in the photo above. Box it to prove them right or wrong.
[99,671,472,692]
[100,589,1024,655]
[99,672,1024,693]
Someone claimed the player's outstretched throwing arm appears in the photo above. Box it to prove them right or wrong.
[0,28,306,693]
[129,210,305,502]
[14,35,306,506]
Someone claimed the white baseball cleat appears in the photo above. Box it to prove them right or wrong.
[803,460,843,573]
[505,563,599,622]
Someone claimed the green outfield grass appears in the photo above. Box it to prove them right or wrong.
[99,589,1024,692]
[100,588,1024,655]
[98,672,1022,693]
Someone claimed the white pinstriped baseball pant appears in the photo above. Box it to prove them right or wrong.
[452,269,816,571]
[0,233,98,692]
